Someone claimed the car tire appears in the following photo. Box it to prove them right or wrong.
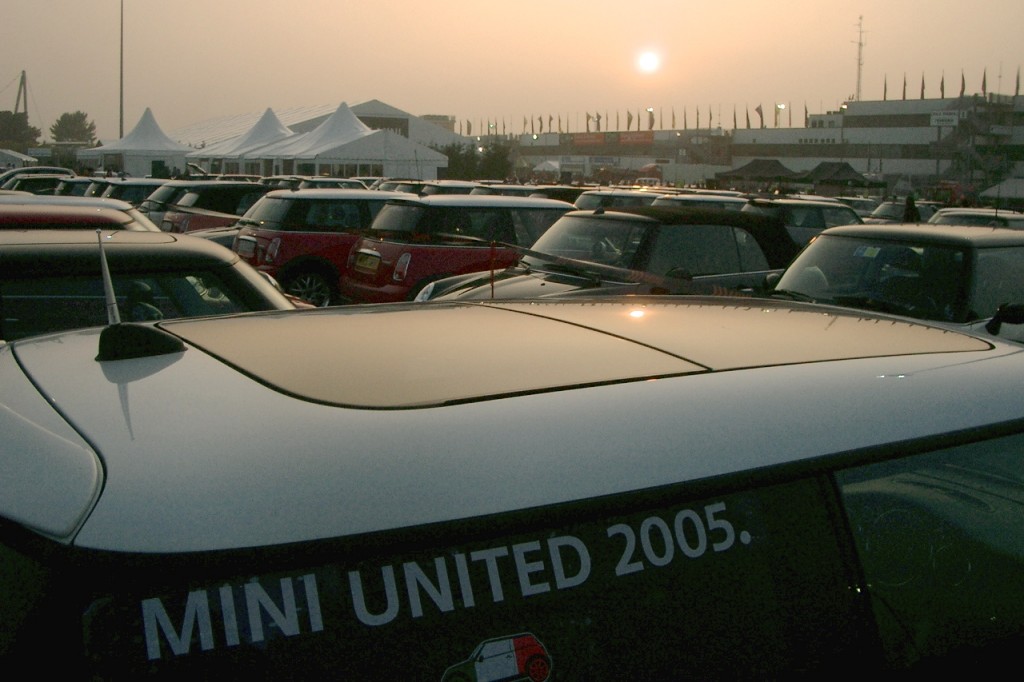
[285,270,337,307]
[525,654,551,682]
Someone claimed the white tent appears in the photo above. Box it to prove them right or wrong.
[243,102,446,179]
[76,108,192,177]
[980,177,1024,203]
[186,108,292,174]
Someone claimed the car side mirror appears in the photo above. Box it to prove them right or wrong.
[985,303,1024,335]
[765,272,782,289]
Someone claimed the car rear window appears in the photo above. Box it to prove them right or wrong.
[0,272,252,341]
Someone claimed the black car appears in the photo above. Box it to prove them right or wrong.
[0,229,294,341]
[742,197,863,244]
[417,206,801,301]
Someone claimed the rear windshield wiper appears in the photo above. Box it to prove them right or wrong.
[767,288,817,302]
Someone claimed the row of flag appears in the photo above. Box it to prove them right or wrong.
[884,67,1020,101]
[460,67,1020,138]
[458,103,811,137]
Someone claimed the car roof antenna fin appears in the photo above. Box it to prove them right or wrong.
[95,230,186,362]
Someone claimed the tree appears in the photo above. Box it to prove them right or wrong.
[477,143,513,181]
[0,111,41,152]
[49,111,96,144]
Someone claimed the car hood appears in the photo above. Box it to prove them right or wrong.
[4,301,1020,554]
[435,267,636,300]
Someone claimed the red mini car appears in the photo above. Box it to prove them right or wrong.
[339,195,572,303]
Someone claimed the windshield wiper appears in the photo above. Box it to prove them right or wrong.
[767,288,817,302]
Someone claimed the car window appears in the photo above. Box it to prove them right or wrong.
[646,225,750,277]
[439,208,514,243]
[300,200,364,232]
[968,247,1024,319]
[775,235,971,322]
[836,431,1024,668]
[529,215,650,266]
[511,208,569,246]
[822,206,861,227]
[0,273,251,341]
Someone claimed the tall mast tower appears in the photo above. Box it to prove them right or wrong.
[854,16,865,101]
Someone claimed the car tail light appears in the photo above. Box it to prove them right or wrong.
[392,253,412,282]
[266,238,281,264]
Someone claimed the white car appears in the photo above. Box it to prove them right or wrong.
[3,298,1024,676]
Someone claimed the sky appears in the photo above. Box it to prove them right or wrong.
[2,0,1022,144]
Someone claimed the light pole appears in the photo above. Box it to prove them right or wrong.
[119,0,124,138]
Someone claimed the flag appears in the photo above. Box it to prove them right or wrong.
[733,106,737,130]
[940,73,945,98]
[982,68,987,96]
[660,107,663,130]
[595,112,602,132]
[467,120,472,136]
[585,112,591,133]
[671,107,676,128]
[746,107,751,129]
[788,103,792,127]
[626,110,633,130]
[558,115,562,134]
[548,115,553,132]
[537,116,543,134]
[684,107,688,130]
[960,70,966,97]
[754,104,763,128]
[920,74,925,99]
[696,107,700,129]
[902,74,907,100]
[530,116,535,134]
[804,103,809,127]
[1016,66,1021,98]
[708,106,712,130]
[616,111,620,130]
[883,75,888,100]
[647,109,654,130]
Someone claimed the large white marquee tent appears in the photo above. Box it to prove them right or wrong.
[76,108,191,177]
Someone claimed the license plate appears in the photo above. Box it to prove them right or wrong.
[353,251,380,274]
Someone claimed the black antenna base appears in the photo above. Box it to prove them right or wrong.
[96,323,186,362]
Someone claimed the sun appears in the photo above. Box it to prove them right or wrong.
[637,51,661,74]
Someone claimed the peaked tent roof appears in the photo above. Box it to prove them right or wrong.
[186,108,292,159]
[87,108,192,153]
[797,161,869,184]
[246,102,372,159]
[716,158,799,180]
[980,177,1024,200]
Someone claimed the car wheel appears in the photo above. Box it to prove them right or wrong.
[285,270,336,307]
[525,654,551,682]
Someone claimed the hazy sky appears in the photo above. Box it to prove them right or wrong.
[3,0,1021,143]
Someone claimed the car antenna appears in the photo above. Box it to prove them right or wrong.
[95,230,186,362]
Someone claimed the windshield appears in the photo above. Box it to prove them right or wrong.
[774,234,973,322]
[526,215,650,268]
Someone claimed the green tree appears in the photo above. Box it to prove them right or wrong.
[435,142,478,179]
[50,111,97,144]
[0,111,41,152]
[477,143,513,181]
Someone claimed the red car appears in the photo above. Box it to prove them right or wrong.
[339,195,572,303]
[441,634,551,682]
[233,189,406,306]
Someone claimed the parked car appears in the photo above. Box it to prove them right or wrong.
[233,189,406,306]
[417,206,799,301]
[160,180,271,233]
[54,176,102,197]
[836,196,882,217]
[138,179,210,228]
[928,207,1024,229]
[339,194,573,303]
[4,295,1024,676]
[296,177,368,190]
[0,173,73,195]
[652,193,749,211]
[442,634,551,682]
[862,199,939,224]
[418,180,486,195]
[98,177,168,206]
[768,223,1024,342]
[742,197,863,244]
[0,165,74,187]
[0,229,293,341]
[0,201,161,232]
[573,188,667,209]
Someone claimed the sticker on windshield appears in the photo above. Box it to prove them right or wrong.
[853,245,881,258]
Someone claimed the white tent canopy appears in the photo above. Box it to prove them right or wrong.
[241,102,446,179]
[980,177,1024,201]
[187,108,292,165]
[76,108,191,177]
